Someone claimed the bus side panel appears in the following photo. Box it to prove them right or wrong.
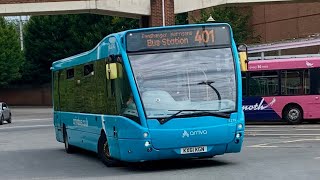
[243,96,281,121]
[103,116,121,160]
[102,115,148,161]
[54,112,63,143]
[264,96,320,120]
[60,112,101,153]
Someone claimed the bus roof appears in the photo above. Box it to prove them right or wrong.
[247,56,320,71]
[51,23,232,71]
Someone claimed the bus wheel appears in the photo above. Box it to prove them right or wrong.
[284,105,303,125]
[63,127,76,154]
[98,135,118,167]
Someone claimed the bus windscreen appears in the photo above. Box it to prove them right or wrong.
[126,25,231,53]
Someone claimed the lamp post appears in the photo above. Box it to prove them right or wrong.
[207,15,215,23]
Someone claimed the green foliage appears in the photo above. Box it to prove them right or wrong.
[175,13,188,25]
[23,14,139,84]
[0,17,24,87]
[192,6,260,44]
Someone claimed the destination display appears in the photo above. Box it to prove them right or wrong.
[126,25,231,52]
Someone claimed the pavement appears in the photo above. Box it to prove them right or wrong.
[0,107,320,180]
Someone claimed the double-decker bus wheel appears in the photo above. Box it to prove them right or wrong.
[283,105,303,125]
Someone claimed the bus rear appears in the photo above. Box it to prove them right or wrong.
[116,24,244,162]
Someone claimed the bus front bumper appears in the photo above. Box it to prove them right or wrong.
[116,136,244,162]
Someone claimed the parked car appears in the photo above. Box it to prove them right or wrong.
[0,102,12,125]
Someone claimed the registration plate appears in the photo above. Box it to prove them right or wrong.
[180,146,208,154]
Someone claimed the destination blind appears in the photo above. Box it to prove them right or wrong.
[126,25,231,52]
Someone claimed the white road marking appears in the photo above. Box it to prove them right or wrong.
[245,133,320,136]
[246,125,320,128]
[248,138,320,148]
[246,129,320,132]
[314,157,320,160]
[13,118,52,122]
[0,124,53,130]
[248,145,278,148]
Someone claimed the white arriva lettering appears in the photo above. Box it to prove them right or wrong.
[189,130,208,136]
[73,118,89,127]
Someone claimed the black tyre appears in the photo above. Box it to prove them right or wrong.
[7,113,12,123]
[63,127,76,154]
[98,134,118,167]
[284,105,303,125]
[0,115,3,125]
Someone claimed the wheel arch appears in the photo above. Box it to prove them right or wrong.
[282,103,304,119]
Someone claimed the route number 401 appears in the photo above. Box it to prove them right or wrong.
[195,30,215,44]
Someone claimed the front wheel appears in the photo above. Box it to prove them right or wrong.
[7,113,12,123]
[284,105,303,125]
[98,135,118,167]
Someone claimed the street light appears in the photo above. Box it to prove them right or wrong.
[207,15,215,23]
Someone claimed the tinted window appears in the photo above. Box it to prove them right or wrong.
[281,70,309,95]
[84,64,94,76]
[249,71,279,96]
[119,63,139,123]
[66,69,74,79]
[242,72,247,96]
[310,68,320,94]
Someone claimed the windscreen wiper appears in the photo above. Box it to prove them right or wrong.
[182,80,222,110]
[159,110,232,125]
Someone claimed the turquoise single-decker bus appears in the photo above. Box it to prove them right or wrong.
[52,23,245,166]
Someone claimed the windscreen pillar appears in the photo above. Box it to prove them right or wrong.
[141,0,175,27]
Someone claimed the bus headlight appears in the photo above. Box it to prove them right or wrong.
[144,141,151,147]
[236,133,241,139]
[237,124,243,130]
[143,132,149,138]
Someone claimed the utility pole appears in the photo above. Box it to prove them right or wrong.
[162,0,165,26]
[19,16,24,51]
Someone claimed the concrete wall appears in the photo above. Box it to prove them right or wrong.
[0,0,150,17]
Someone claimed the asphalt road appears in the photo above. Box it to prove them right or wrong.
[0,108,320,180]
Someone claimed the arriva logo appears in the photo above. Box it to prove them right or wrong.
[242,97,276,111]
[182,130,189,138]
[182,130,208,138]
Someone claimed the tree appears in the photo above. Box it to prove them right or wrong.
[0,17,24,87]
[22,14,139,84]
[175,13,188,25]
[191,6,260,44]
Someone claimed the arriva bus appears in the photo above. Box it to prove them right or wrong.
[52,23,244,166]
[240,36,320,124]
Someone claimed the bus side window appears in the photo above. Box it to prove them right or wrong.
[310,68,320,95]
[249,71,279,96]
[241,72,247,97]
[116,56,140,124]
[281,70,305,95]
